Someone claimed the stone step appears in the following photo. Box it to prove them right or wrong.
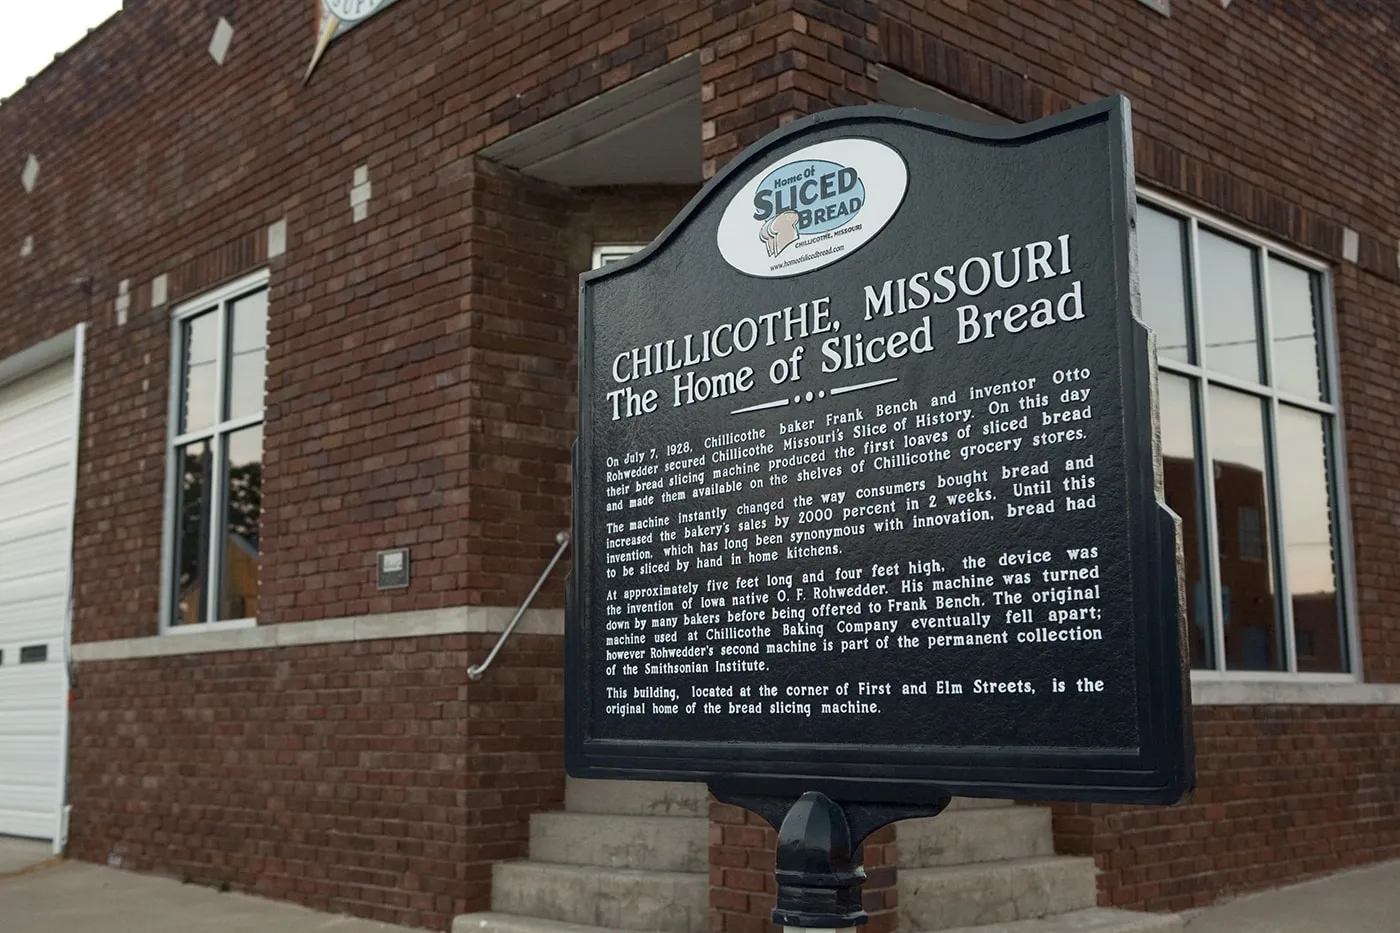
[932,907,1184,933]
[457,907,1181,933]
[899,806,1055,868]
[454,912,620,933]
[565,777,708,817]
[945,795,1016,810]
[530,811,708,872]
[491,860,708,933]
[900,856,1099,931]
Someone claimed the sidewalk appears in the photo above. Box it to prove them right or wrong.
[0,837,53,876]
[1,845,1397,933]
[0,858,417,933]
[1181,859,1400,933]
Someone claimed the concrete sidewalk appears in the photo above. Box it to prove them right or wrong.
[0,846,1397,933]
[0,859,417,933]
[0,837,54,876]
[1181,859,1400,933]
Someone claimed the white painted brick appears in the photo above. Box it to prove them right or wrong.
[209,18,234,65]
[350,165,373,222]
[267,218,287,258]
[151,273,168,308]
[19,235,33,258]
[20,154,39,193]
[1343,227,1360,263]
[115,279,131,327]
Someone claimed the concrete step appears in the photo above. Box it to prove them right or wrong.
[933,907,1184,933]
[946,796,1016,810]
[455,913,623,933]
[565,777,708,817]
[491,860,708,933]
[454,907,1182,933]
[529,811,708,872]
[900,856,1099,930]
[899,806,1055,868]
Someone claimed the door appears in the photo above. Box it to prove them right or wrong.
[0,359,76,840]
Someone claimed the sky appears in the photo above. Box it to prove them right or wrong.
[0,2,123,100]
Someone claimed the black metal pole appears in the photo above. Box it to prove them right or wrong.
[709,786,951,933]
[773,792,866,931]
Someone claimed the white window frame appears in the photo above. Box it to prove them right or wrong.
[591,244,647,269]
[158,270,270,635]
[1140,189,1361,684]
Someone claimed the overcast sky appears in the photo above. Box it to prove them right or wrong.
[0,2,123,100]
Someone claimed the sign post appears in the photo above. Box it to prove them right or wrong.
[568,97,1192,928]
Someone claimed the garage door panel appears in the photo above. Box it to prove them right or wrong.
[0,438,71,488]
[0,660,63,696]
[0,711,62,738]
[0,566,66,599]
[0,526,68,579]
[0,808,54,841]
[0,503,68,545]
[0,394,72,453]
[0,376,70,424]
[0,469,71,519]
[0,595,65,645]
[0,666,63,841]
[0,358,75,841]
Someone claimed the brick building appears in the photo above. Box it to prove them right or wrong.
[1,1,1398,932]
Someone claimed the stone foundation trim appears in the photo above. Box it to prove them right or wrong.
[1192,678,1400,706]
[71,606,564,662]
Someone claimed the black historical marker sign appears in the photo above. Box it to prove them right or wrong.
[567,97,1192,805]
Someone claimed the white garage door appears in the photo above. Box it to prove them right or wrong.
[0,360,76,841]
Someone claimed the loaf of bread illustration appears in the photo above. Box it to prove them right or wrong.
[759,210,801,258]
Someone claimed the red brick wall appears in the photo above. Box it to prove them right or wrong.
[10,0,1400,928]
[1052,705,1400,913]
[701,0,879,176]
[877,1,1400,907]
[883,0,1400,269]
[0,0,720,643]
[877,1,1400,683]
[454,167,698,608]
[67,632,563,932]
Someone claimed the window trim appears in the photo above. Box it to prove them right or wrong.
[591,244,647,269]
[1139,189,1361,682]
[158,270,270,635]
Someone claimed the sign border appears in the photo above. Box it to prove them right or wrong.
[568,96,1193,806]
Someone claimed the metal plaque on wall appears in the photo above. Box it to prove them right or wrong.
[568,97,1192,805]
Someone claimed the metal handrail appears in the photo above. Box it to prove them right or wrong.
[467,530,571,680]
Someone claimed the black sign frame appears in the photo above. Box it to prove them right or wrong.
[567,97,1192,806]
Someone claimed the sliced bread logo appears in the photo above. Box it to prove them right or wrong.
[718,138,907,278]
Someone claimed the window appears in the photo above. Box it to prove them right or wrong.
[1139,195,1352,675]
[592,244,646,269]
[164,273,268,629]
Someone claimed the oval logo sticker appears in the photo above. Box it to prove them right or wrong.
[717,138,907,278]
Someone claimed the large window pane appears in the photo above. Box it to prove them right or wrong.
[1138,207,1193,364]
[1198,230,1263,383]
[181,312,219,433]
[1276,406,1345,672]
[1209,388,1283,671]
[1159,374,1213,668]
[1268,258,1324,401]
[228,290,268,421]
[174,440,214,625]
[218,425,263,621]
